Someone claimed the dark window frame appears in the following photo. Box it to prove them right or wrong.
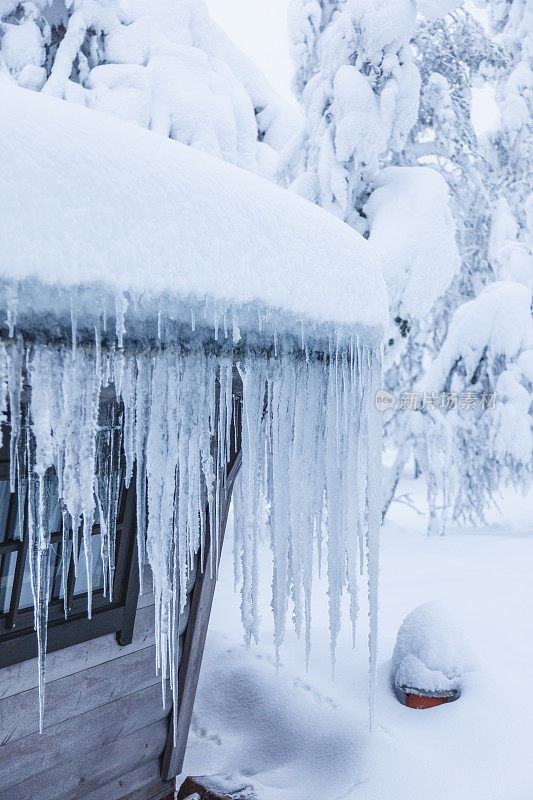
[0,420,140,670]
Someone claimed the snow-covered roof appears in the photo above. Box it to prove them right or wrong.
[0,80,387,346]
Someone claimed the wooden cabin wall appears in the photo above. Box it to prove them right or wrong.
[0,565,174,800]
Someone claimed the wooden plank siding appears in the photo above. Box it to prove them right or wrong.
[81,760,172,800]
[0,565,174,800]
[0,567,183,703]
[0,601,155,701]
[0,643,162,744]
[3,719,169,800]
[0,683,170,792]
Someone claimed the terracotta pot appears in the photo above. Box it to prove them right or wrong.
[405,693,449,709]
[401,686,458,709]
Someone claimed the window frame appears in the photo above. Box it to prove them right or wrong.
[0,424,140,670]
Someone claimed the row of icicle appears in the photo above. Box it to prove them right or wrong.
[0,331,381,733]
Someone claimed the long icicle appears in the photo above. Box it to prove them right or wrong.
[1,330,381,732]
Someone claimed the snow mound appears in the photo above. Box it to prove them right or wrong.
[392,602,475,694]
[364,167,459,323]
[0,79,387,343]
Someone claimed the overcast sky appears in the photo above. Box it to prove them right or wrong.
[206,0,294,101]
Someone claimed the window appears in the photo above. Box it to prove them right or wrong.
[0,401,140,669]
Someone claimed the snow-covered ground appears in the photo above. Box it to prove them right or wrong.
[182,478,533,799]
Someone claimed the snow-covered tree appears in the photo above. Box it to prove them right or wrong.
[374,5,525,530]
[281,0,421,231]
[489,196,533,289]
[288,0,343,101]
[0,0,298,179]
[413,281,533,532]
[404,10,505,307]
[484,0,533,289]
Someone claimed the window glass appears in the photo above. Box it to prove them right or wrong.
[0,481,21,541]
[48,491,62,534]
[48,542,65,602]
[9,543,61,613]
[0,550,16,614]
[17,534,106,612]
[72,534,105,597]
[0,405,139,667]
[18,549,34,611]
[0,482,9,543]
[1,472,107,615]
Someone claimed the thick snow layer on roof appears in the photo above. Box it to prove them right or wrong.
[0,80,386,342]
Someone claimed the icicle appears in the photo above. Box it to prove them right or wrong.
[28,347,59,729]
[357,343,368,578]
[325,351,345,675]
[115,292,128,350]
[298,357,324,666]
[366,347,382,731]
[268,355,294,661]
[94,324,102,378]
[237,354,269,647]
[6,284,18,339]
[232,314,241,344]
[345,352,362,647]
[0,315,382,735]
[145,351,179,714]
[233,472,243,592]
[7,339,23,494]
[134,354,151,589]
[95,400,122,599]
[61,507,71,618]
[0,342,8,450]
[70,293,77,360]
[121,355,136,489]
